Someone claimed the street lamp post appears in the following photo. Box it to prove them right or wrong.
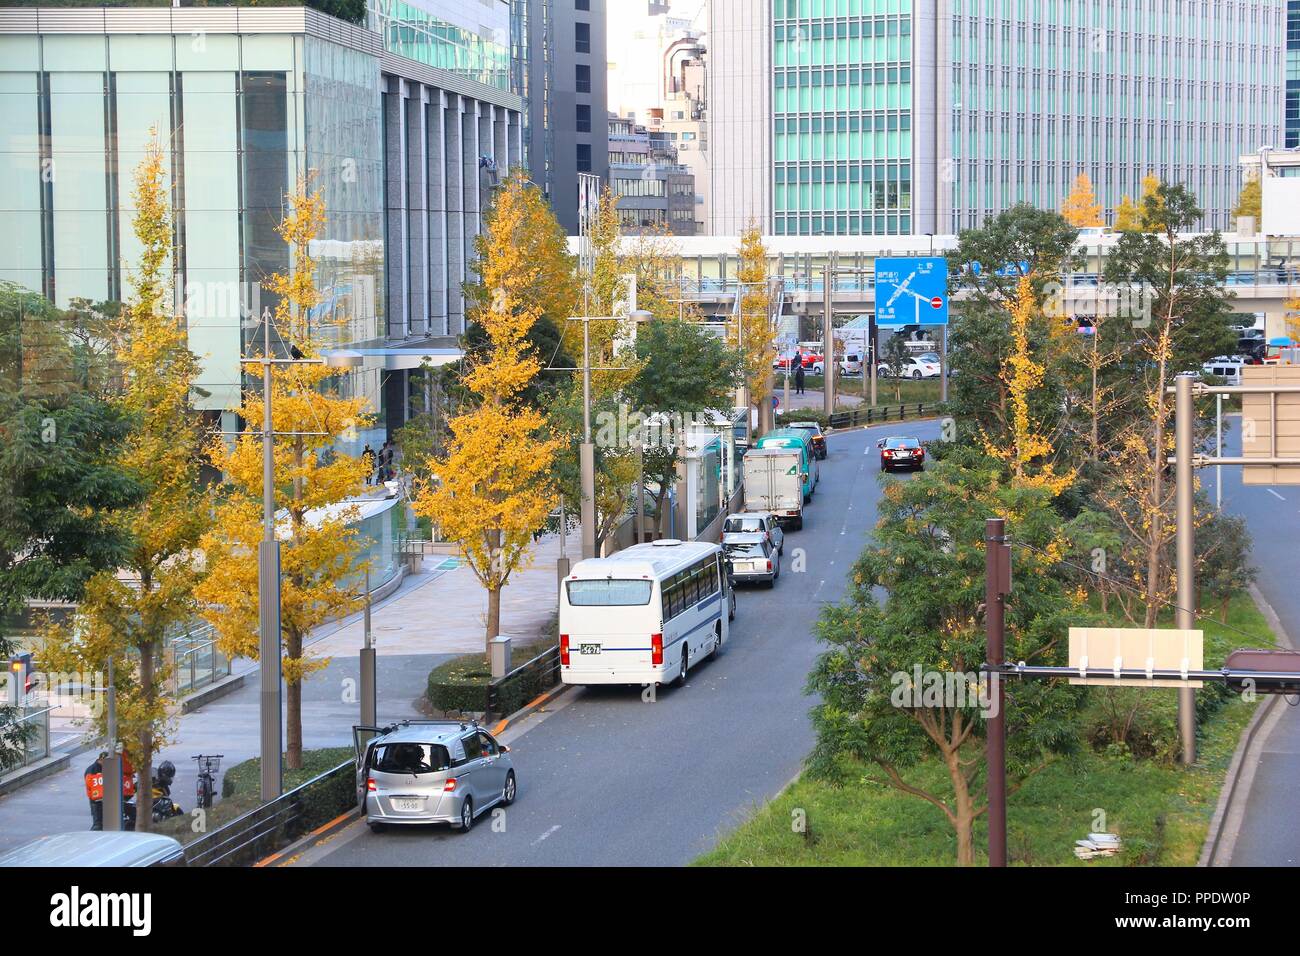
[252,322,362,802]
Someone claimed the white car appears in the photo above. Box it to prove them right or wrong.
[878,356,942,379]
[722,511,785,555]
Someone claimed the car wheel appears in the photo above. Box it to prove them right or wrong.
[912,370,922,380]
[368,821,386,834]
[793,516,803,531]
[675,646,689,687]
[458,796,473,832]
[728,591,736,621]
[502,771,517,806]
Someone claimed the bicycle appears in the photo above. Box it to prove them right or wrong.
[192,754,224,810]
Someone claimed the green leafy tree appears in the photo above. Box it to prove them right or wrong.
[807,449,1083,865]
[1196,506,1255,623]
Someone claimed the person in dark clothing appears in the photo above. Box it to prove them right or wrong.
[794,362,806,396]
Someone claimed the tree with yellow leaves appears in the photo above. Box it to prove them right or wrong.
[981,274,1075,495]
[412,174,563,647]
[736,223,776,433]
[1138,172,1163,232]
[1060,173,1103,227]
[42,133,209,827]
[197,179,371,770]
[1114,194,1140,232]
[1233,173,1262,223]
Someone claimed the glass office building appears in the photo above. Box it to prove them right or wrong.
[0,3,522,448]
[1289,0,1300,149]
[710,0,1284,236]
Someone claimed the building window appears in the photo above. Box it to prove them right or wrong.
[575,22,591,54]
[576,104,591,133]
[576,64,591,93]
[577,143,592,172]
[576,0,590,9]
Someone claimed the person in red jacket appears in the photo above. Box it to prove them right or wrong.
[84,750,136,830]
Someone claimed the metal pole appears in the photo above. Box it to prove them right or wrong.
[556,495,571,588]
[580,318,597,560]
[985,517,1007,868]
[1216,393,1223,511]
[636,444,646,544]
[360,564,376,727]
[258,311,283,801]
[822,265,834,416]
[102,656,121,832]
[869,312,878,407]
[940,325,948,403]
[1175,373,1197,765]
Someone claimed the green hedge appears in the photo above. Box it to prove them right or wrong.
[776,409,830,429]
[426,653,493,715]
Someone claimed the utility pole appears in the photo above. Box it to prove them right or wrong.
[580,317,597,560]
[102,656,121,832]
[1175,373,1197,765]
[258,309,283,802]
[360,564,376,727]
[822,262,835,416]
[984,517,1011,867]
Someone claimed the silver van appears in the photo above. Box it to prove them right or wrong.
[0,831,186,867]
[354,720,517,833]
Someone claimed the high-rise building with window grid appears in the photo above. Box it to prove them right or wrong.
[709,0,1284,236]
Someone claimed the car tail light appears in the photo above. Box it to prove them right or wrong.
[651,633,664,665]
[366,778,376,792]
[766,560,773,572]
[560,634,570,665]
[443,777,457,792]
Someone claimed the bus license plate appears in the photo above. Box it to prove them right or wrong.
[580,644,601,655]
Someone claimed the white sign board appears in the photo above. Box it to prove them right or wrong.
[1067,627,1204,688]
[1263,177,1300,236]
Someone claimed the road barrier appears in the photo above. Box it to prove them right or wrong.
[487,645,561,719]
[828,402,940,430]
[184,759,355,867]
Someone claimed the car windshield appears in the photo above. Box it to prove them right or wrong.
[917,353,939,362]
[884,438,920,449]
[724,517,764,534]
[371,742,451,775]
[724,542,765,557]
[566,579,653,606]
[790,423,820,434]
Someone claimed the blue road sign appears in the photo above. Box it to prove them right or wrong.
[874,256,949,326]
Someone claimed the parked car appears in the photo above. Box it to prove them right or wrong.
[878,436,926,472]
[722,511,785,554]
[723,533,780,587]
[878,355,941,379]
[786,420,827,460]
[354,720,516,833]
[1202,355,1245,386]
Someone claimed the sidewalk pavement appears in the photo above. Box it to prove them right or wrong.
[778,387,865,412]
[0,529,575,853]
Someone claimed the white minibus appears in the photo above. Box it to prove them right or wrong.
[559,539,734,687]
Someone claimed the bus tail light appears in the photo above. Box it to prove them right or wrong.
[651,633,663,665]
[560,634,570,666]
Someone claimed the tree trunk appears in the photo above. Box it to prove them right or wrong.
[136,639,155,833]
[286,628,302,771]
[944,747,977,866]
[1220,595,1230,624]
[486,584,501,652]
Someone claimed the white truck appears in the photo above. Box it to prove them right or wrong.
[743,446,805,530]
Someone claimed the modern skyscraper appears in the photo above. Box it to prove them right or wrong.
[709,0,1284,236]
[1288,1,1300,148]
[0,1,523,444]
[520,0,609,233]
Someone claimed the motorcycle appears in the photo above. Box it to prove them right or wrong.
[149,760,184,823]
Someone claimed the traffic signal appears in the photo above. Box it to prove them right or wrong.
[7,653,33,705]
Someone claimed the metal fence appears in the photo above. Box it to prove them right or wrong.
[828,402,940,430]
[184,759,356,867]
[487,645,561,719]
[171,636,231,697]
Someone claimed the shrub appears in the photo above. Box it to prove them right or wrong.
[776,409,829,429]
[426,653,493,715]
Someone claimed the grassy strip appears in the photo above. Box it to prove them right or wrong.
[798,375,943,406]
[696,594,1273,866]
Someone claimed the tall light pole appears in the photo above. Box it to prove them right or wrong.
[1174,373,1197,765]
[252,318,362,802]
[576,309,652,560]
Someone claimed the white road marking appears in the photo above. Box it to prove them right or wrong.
[532,824,561,846]
[1267,489,1286,501]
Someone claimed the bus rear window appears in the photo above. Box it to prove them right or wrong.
[566,579,654,606]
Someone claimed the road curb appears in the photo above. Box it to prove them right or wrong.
[1198,584,1293,867]
[490,682,571,736]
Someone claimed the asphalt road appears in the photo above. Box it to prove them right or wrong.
[300,419,942,867]
[1207,415,1300,866]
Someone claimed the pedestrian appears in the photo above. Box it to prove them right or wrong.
[794,362,805,396]
[378,440,391,482]
[362,443,375,485]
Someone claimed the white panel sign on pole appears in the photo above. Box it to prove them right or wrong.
[1067,628,1204,688]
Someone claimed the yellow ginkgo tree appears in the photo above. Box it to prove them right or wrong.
[42,133,209,828]
[736,223,776,431]
[1060,172,1103,227]
[197,179,370,771]
[412,174,563,648]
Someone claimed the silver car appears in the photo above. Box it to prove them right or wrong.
[722,511,785,555]
[723,532,780,587]
[354,720,516,833]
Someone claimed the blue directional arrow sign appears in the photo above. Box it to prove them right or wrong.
[874,256,949,327]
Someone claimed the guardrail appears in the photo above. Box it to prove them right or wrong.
[828,402,940,430]
[487,645,561,719]
[171,638,231,697]
[2,707,52,772]
[183,759,356,867]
